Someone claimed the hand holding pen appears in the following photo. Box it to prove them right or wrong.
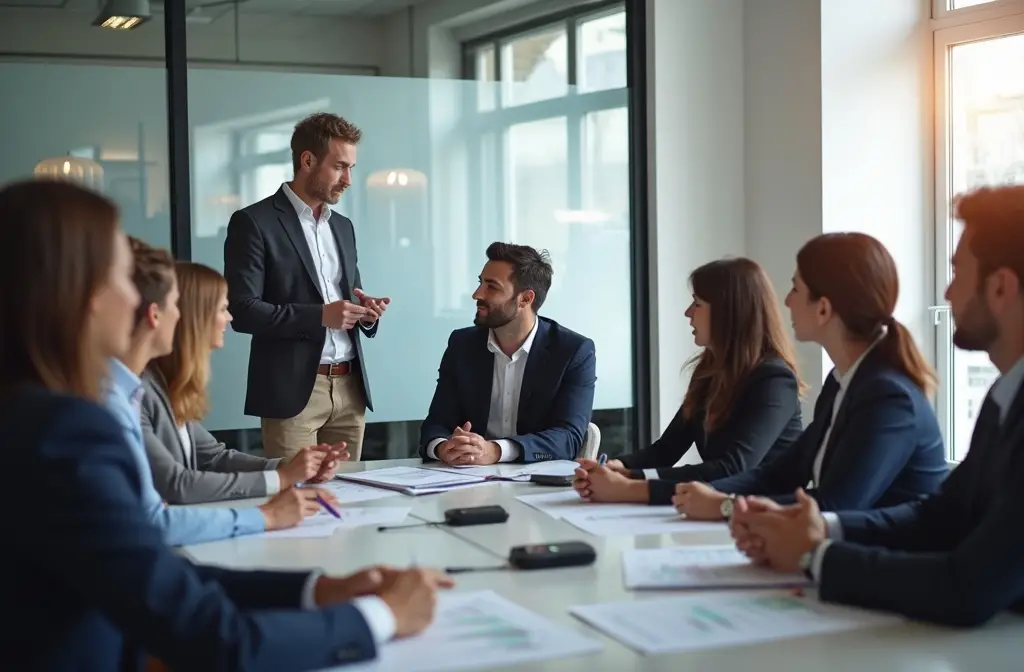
[258,486,341,530]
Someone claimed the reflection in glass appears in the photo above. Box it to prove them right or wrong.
[578,10,627,93]
[501,25,568,106]
[946,31,1024,459]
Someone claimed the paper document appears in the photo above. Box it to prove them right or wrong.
[560,507,724,538]
[622,545,811,590]
[436,460,579,480]
[516,490,655,519]
[320,479,404,504]
[258,507,410,540]
[337,467,488,495]
[337,590,602,671]
[570,591,897,655]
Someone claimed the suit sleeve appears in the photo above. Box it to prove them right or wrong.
[349,222,379,340]
[818,482,1024,627]
[141,400,269,504]
[29,406,377,670]
[774,378,926,509]
[647,371,800,505]
[192,421,281,473]
[619,406,695,470]
[419,334,460,459]
[224,209,324,339]
[509,338,597,463]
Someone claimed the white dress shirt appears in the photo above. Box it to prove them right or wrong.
[176,423,280,495]
[281,182,354,364]
[427,319,540,463]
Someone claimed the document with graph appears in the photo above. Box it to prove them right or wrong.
[337,590,602,671]
[622,545,811,590]
[570,591,898,655]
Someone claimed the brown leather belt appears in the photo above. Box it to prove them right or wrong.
[317,361,353,376]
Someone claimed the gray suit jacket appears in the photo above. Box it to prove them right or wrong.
[140,368,283,504]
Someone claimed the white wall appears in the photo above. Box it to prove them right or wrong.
[646,0,746,437]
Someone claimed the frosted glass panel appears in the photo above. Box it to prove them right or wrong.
[187,70,632,431]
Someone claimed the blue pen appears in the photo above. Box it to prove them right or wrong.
[597,453,608,466]
[315,495,341,519]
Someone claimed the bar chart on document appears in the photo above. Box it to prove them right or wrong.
[339,590,601,671]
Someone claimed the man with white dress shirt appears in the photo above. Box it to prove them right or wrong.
[419,243,597,465]
[225,112,389,460]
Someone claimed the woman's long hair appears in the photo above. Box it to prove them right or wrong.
[0,180,119,402]
[797,232,936,393]
[682,257,804,432]
[153,262,227,423]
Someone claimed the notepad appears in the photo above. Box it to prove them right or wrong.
[622,545,811,590]
[338,462,581,496]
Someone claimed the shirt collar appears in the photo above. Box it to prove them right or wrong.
[832,329,886,390]
[487,317,540,361]
[990,354,1024,421]
[281,182,331,225]
[108,357,144,405]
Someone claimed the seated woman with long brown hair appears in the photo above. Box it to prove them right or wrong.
[141,261,348,505]
[672,233,949,522]
[574,257,805,505]
[1,179,451,670]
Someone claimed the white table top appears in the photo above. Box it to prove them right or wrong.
[183,459,1023,671]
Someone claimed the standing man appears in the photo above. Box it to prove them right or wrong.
[225,112,389,460]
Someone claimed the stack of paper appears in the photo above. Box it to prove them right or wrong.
[336,467,490,496]
[435,460,579,481]
[622,545,811,589]
[258,507,411,540]
[570,591,897,655]
[320,479,406,504]
[337,590,602,671]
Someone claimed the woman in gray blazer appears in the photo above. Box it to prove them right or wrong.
[141,262,348,504]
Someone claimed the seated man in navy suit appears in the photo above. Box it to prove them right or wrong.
[420,242,597,464]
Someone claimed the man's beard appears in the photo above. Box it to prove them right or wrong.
[307,176,345,205]
[473,298,517,329]
[952,295,999,352]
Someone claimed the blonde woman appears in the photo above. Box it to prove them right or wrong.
[141,262,349,504]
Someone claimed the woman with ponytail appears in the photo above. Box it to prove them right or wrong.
[674,232,948,521]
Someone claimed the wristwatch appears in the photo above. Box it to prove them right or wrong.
[719,493,738,520]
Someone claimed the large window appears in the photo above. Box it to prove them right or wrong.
[934,1,1024,459]
[463,3,633,451]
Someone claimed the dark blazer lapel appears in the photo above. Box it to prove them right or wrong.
[517,319,551,429]
[472,329,496,431]
[273,188,322,299]
[801,375,839,475]
[818,349,885,477]
[145,367,192,466]
[328,213,355,301]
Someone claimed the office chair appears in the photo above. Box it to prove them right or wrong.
[580,422,602,461]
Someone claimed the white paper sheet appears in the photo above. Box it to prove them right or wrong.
[258,507,411,540]
[570,591,897,655]
[337,467,485,494]
[516,490,657,519]
[622,545,811,590]
[436,460,579,480]
[560,507,725,537]
[336,590,602,671]
[320,479,406,504]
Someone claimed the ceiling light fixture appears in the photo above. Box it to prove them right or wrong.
[93,0,151,30]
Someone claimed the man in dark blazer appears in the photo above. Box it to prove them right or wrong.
[420,243,597,464]
[224,112,389,461]
[730,185,1024,627]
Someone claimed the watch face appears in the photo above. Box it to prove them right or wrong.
[720,498,734,519]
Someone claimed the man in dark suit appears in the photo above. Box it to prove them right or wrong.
[730,185,1024,626]
[224,112,389,461]
[420,243,597,464]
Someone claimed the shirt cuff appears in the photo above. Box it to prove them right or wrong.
[642,468,659,480]
[426,438,445,461]
[810,539,832,584]
[351,596,398,645]
[263,470,281,495]
[233,507,266,536]
[494,439,520,463]
[301,570,323,610]
[822,512,844,541]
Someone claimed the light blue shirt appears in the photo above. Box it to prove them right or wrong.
[103,358,266,545]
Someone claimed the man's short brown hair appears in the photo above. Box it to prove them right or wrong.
[290,112,362,174]
[955,185,1024,291]
[128,236,175,329]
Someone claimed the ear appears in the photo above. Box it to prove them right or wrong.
[302,150,317,171]
[519,288,536,309]
[989,268,1021,309]
[816,296,833,325]
[144,302,160,330]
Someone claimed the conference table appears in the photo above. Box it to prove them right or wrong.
[183,458,1022,671]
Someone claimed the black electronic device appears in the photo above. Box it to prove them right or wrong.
[508,541,597,570]
[530,474,575,487]
[443,505,509,527]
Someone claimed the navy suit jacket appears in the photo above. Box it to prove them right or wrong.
[819,381,1024,626]
[618,358,804,505]
[1,388,376,671]
[711,350,948,510]
[419,317,597,463]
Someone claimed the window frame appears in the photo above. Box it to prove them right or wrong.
[932,5,1024,460]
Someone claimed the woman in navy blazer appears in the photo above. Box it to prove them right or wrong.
[0,180,451,671]
[573,258,805,505]
[674,233,948,521]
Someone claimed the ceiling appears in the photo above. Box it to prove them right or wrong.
[0,0,432,18]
